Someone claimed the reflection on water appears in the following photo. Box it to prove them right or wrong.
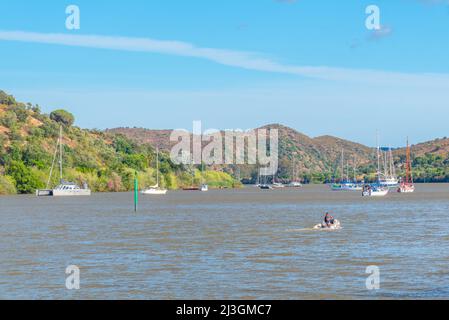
[0,184,448,299]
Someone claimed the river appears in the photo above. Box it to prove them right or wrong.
[1,184,448,299]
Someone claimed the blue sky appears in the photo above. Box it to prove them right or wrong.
[1,0,449,146]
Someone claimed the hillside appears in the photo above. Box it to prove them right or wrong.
[107,124,449,183]
[2,88,449,195]
[107,124,377,183]
[0,90,239,195]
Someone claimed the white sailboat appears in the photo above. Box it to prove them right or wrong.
[362,143,389,197]
[378,147,399,187]
[141,148,168,195]
[331,149,363,191]
[200,162,208,192]
[287,160,302,187]
[36,126,91,197]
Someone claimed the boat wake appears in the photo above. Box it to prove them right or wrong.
[285,228,317,232]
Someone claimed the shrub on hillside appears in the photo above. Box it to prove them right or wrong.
[50,109,75,127]
[6,160,44,194]
[0,91,16,105]
[0,175,17,195]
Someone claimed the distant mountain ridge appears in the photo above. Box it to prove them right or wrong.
[106,125,449,183]
[107,124,375,175]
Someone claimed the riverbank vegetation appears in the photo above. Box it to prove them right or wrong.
[0,90,240,195]
[2,89,449,195]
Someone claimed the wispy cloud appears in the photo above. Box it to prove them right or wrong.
[0,30,448,88]
[274,0,298,3]
[368,25,393,41]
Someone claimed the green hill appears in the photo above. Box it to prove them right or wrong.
[2,88,449,195]
[0,90,239,195]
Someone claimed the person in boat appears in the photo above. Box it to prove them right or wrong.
[324,212,335,227]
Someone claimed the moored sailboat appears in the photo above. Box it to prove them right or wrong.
[36,126,91,197]
[398,139,415,193]
[378,147,399,187]
[362,142,389,197]
[331,149,363,191]
[141,148,168,195]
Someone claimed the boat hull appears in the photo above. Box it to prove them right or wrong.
[378,179,399,188]
[52,189,91,197]
[398,184,415,193]
[362,189,389,197]
[331,183,363,192]
[36,189,53,197]
[141,189,167,195]
[37,189,91,197]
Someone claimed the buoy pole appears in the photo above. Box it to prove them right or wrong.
[134,171,138,212]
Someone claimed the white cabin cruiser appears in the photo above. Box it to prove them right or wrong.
[50,180,91,197]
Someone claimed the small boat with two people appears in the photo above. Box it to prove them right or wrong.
[314,212,342,230]
[36,126,91,197]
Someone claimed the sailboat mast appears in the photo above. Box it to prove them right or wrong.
[353,156,357,182]
[389,147,395,178]
[341,149,344,182]
[59,126,63,181]
[376,133,381,182]
[156,148,159,186]
[406,139,411,184]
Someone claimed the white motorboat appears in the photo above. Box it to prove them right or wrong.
[362,184,389,197]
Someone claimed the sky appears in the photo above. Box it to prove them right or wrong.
[0,0,449,147]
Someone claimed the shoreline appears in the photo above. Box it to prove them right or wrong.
[1,182,448,197]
